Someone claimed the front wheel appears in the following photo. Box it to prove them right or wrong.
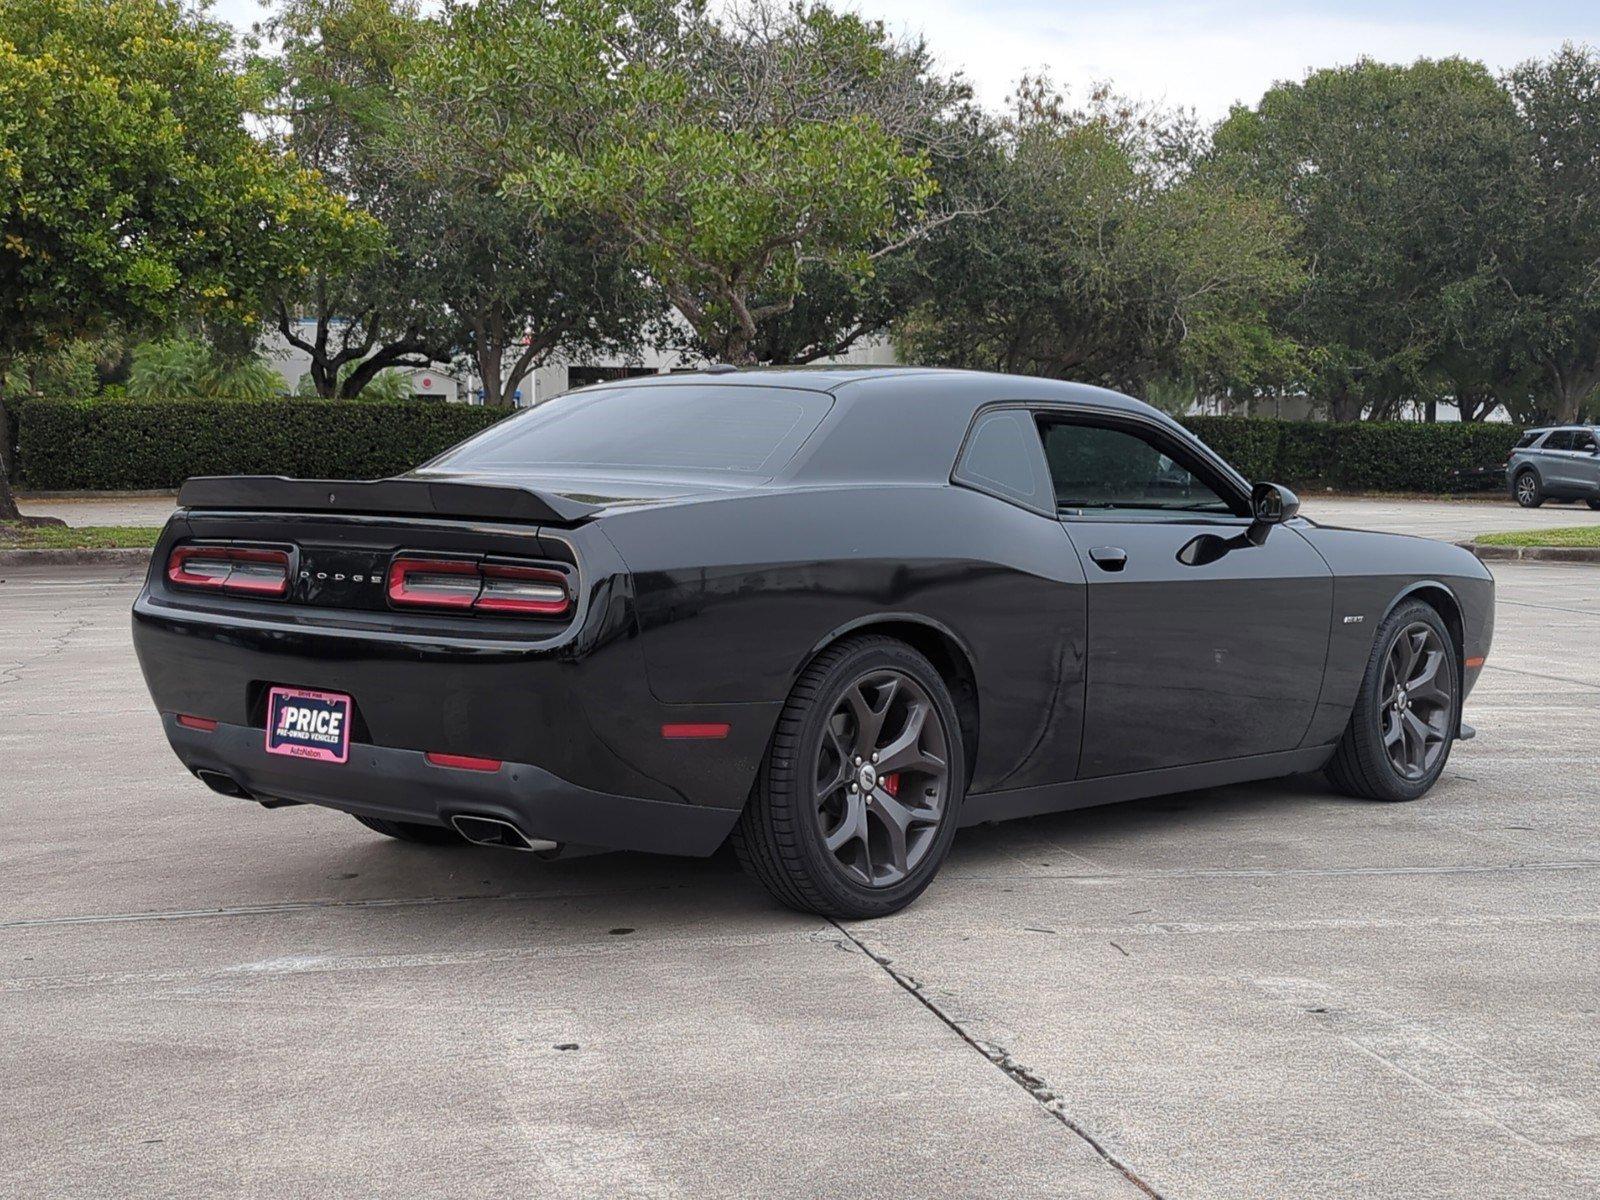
[732,636,966,919]
[1326,601,1458,802]
[1586,499,1600,511]
[1513,470,1543,508]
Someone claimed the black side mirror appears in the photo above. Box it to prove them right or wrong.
[1248,482,1300,544]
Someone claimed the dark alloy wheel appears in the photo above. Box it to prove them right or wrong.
[353,814,465,845]
[814,669,951,888]
[1326,600,1459,802]
[1514,470,1543,508]
[733,636,966,919]
[1378,623,1453,781]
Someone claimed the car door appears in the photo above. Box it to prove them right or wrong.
[1539,430,1577,493]
[1038,413,1335,778]
[1573,430,1600,496]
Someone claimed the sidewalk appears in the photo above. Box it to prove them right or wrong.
[17,493,177,527]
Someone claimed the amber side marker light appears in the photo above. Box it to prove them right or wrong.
[660,723,731,740]
[1465,656,1486,669]
[424,752,503,772]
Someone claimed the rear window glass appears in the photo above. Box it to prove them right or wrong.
[1515,431,1543,449]
[421,385,833,476]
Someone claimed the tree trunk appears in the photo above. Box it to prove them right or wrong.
[0,388,20,522]
[1328,387,1363,423]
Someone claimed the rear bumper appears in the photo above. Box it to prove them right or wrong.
[163,714,741,856]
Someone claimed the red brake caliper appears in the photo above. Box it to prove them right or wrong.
[881,772,900,797]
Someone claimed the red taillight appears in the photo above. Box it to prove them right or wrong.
[388,558,480,609]
[388,555,572,618]
[475,564,571,615]
[424,752,503,772]
[177,713,218,732]
[660,723,731,740]
[167,545,291,597]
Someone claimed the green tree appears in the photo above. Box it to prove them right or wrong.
[406,0,938,365]
[127,336,285,402]
[1500,45,1600,423]
[0,0,367,519]
[294,361,410,401]
[899,80,1301,398]
[263,0,454,398]
[1211,58,1531,420]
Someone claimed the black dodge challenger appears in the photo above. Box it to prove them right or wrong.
[133,367,1494,918]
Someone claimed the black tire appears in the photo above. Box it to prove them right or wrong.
[353,814,465,845]
[1587,499,1600,511]
[732,635,966,920]
[1512,469,1543,508]
[1326,600,1458,802]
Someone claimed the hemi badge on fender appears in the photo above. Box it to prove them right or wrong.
[1343,615,1364,624]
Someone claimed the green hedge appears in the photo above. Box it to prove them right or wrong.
[12,397,511,491]
[4,396,1525,494]
[1181,416,1523,494]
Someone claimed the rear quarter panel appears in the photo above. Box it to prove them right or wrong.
[598,484,1089,794]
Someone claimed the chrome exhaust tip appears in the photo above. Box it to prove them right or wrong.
[450,814,558,854]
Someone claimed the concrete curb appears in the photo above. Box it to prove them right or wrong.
[1459,541,1600,564]
[0,548,151,567]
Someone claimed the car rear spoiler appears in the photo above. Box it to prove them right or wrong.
[176,475,600,525]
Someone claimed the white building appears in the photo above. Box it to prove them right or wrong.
[265,317,898,407]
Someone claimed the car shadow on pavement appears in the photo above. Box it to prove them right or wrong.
[224,767,1426,927]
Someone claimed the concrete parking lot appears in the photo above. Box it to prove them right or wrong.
[2,555,1598,1198]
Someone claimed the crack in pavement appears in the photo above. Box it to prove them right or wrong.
[830,919,1166,1200]
[0,612,94,691]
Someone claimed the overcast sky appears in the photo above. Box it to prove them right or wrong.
[209,0,1599,120]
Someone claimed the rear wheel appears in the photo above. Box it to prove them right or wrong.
[733,636,965,919]
[1587,499,1600,511]
[1326,600,1458,802]
[353,814,465,845]
[1513,469,1543,507]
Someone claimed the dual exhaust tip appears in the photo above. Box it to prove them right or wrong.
[449,813,559,854]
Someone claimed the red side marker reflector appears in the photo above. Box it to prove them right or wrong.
[177,714,218,732]
[1464,656,1485,669]
[424,752,503,772]
[660,723,731,740]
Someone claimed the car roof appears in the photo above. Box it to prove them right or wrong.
[581,366,1194,486]
[590,364,1153,411]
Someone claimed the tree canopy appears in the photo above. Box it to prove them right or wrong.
[0,0,367,516]
[900,80,1303,402]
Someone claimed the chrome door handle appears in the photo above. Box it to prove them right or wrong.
[1089,546,1128,572]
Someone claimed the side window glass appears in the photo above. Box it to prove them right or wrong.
[953,409,1053,511]
[1040,421,1233,514]
[1514,432,1541,450]
[1545,431,1574,451]
[1578,434,1599,454]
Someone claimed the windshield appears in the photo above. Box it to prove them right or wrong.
[420,384,833,478]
